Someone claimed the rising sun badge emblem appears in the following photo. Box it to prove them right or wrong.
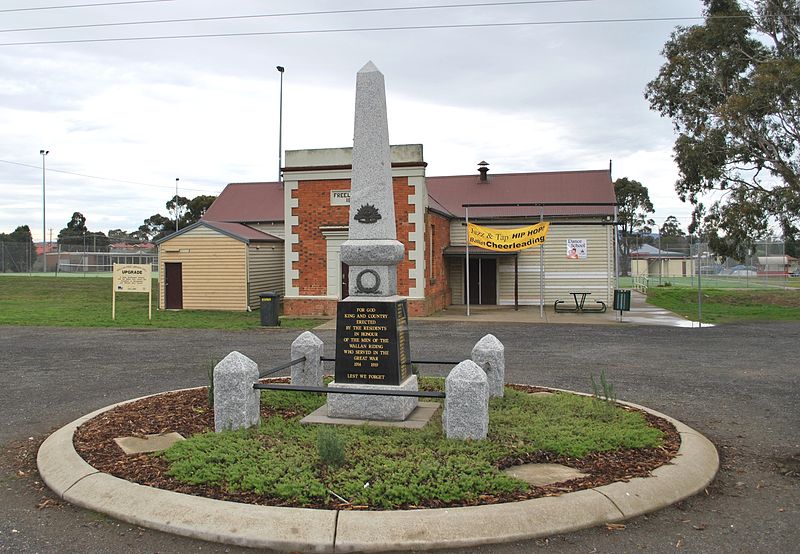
[354,203,382,224]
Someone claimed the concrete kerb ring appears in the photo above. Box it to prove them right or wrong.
[37,386,719,553]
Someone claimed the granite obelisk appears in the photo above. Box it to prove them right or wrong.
[340,61,404,297]
[328,61,418,421]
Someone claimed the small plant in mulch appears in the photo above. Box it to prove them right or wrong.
[207,357,218,408]
[73,377,680,511]
[317,427,346,468]
[591,369,616,404]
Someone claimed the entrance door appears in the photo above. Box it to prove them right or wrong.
[465,258,497,305]
[341,262,349,299]
[164,262,183,309]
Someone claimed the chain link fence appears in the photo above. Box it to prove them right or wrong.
[0,242,157,275]
[0,241,37,273]
[620,236,799,290]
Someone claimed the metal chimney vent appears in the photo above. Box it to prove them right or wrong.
[477,161,489,182]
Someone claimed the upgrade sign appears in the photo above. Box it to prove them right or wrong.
[467,222,550,252]
[113,264,152,293]
[112,263,152,320]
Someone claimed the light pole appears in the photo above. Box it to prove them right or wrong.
[175,177,180,232]
[276,65,284,183]
[40,149,49,272]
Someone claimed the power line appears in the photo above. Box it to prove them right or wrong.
[0,159,218,194]
[0,0,596,34]
[0,0,176,14]
[0,16,718,47]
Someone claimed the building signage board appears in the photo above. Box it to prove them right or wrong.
[330,190,351,206]
[467,222,550,252]
[112,263,152,320]
[566,239,588,260]
[334,299,411,386]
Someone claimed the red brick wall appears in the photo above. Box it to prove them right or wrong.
[290,177,416,297]
[283,297,338,317]
[420,210,452,314]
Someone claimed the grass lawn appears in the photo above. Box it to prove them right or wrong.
[646,286,800,323]
[0,276,324,330]
[162,378,664,509]
[618,275,800,290]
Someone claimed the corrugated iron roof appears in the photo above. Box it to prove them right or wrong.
[155,220,281,245]
[426,169,615,219]
[202,169,614,224]
[202,182,283,223]
[203,221,281,242]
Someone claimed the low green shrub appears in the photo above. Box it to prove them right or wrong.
[317,427,346,468]
[163,379,664,509]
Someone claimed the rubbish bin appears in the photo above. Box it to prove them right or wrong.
[259,292,281,326]
[613,289,631,312]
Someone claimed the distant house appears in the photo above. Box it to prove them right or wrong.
[757,256,798,275]
[630,244,694,278]
[156,144,619,315]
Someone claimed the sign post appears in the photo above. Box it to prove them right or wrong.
[112,263,152,320]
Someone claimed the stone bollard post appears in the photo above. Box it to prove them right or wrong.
[213,351,261,433]
[471,334,505,398]
[290,331,324,387]
[443,360,489,440]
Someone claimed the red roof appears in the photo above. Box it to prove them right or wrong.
[203,170,615,224]
[426,169,615,219]
[202,221,281,242]
[203,182,283,223]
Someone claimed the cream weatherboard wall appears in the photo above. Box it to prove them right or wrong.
[448,220,615,305]
[448,257,465,305]
[159,226,248,310]
[247,242,285,308]
[249,222,285,239]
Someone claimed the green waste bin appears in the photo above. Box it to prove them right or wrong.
[259,292,281,326]
[613,289,631,312]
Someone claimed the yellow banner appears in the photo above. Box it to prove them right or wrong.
[467,222,550,252]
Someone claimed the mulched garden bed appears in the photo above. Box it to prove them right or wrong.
[73,379,680,510]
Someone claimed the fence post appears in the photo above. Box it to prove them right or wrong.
[471,334,505,398]
[443,360,489,440]
[290,331,324,387]
[213,351,261,432]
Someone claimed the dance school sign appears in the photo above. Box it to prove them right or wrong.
[467,222,550,252]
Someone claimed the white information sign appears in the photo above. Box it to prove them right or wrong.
[566,239,588,260]
[114,264,152,293]
[112,263,152,320]
[330,190,351,206]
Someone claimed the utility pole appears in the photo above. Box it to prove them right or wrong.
[277,65,285,183]
[40,149,49,272]
[175,178,180,232]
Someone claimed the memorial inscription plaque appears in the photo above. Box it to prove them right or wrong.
[335,299,411,386]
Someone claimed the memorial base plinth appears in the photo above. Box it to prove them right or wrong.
[326,375,419,421]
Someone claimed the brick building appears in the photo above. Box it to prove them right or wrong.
[167,144,617,315]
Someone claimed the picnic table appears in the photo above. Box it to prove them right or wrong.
[554,291,607,313]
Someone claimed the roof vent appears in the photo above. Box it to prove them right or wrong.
[477,161,489,182]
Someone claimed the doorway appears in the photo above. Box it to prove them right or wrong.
[465,258,497,305]
[164,262,183,309]
[341,262,349,299]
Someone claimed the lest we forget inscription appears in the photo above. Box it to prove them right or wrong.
[335,299,411,386]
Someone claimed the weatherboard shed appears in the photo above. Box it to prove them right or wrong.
[156,220,283,311]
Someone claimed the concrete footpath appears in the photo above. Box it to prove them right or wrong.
[315,291,696,329]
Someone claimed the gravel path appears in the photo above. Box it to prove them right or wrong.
[1,321,797,553]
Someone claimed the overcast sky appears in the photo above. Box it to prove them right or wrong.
[0,0,707,241]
